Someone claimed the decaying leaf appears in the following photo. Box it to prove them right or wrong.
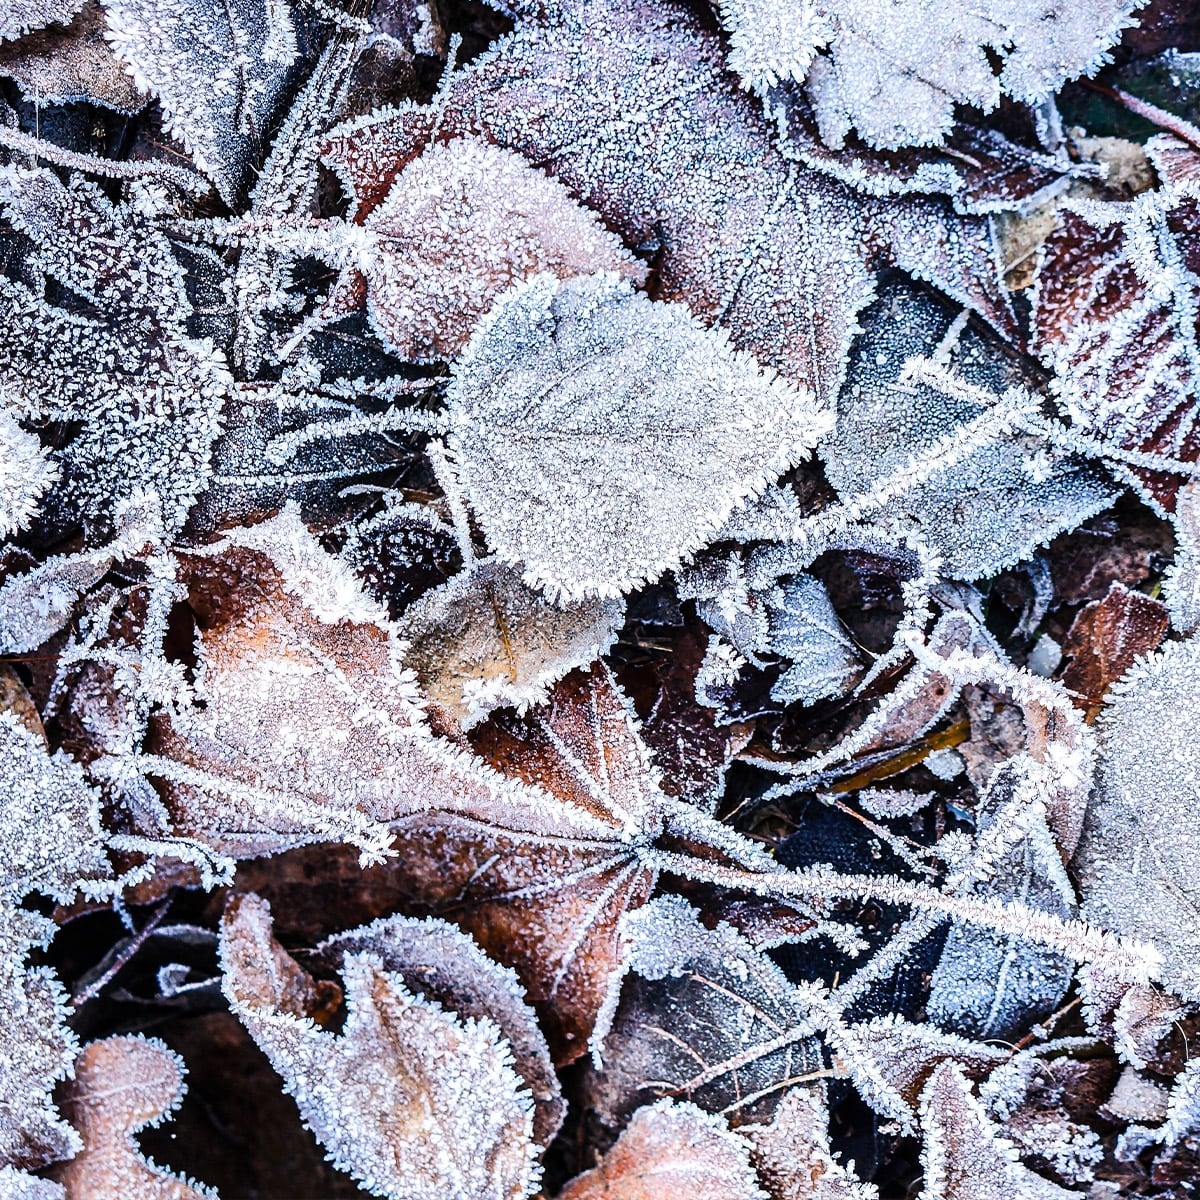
[51,1036,215,1199]
[398,555,625,729]
[1074,635,1200,1001]
[717,0,1143,150]
[220,894,542,1200]
[447,272,831,601]
[557,1100,766,1200]
[1060,582,1169,718]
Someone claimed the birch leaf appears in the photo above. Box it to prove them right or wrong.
[320,0,1012,406]
[352,136,645,361]
[398,556,625,730]
[586,895,824,1129]
[447,272,831,601]
[1073,635,1200,1000]
[220,896,541,1200]
[51,1036,216,1200]
[100,0,302,204]
[717,0,1144,151]
[557,1100,766,1200]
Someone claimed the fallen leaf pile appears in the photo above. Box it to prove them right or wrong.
[5,0,1200,1196]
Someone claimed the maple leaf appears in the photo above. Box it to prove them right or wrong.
[0,164,229,536]
[319,0,1012,406]
[1073,634,1200,1001]
[141,509,534,865]
[1060,581,1169,718]
[446,272,831,601]
[917,1062,1079,1200]
[397,555,625,730]
[717,0,1144,151]
[1031,135,1200,513]
[50,1035,217,1199]
[220,894,543,1200]
[557,1100,767,1200]
[0,0,144,112]
[99,0,302,204]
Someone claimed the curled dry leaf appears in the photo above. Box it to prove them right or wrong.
[51,1035,216,1199]
[398,555,625,730]
[1059,582,1169,719]
[320,0,1012,405]
[557,1100,766,1200]
[447,271,831,601]
[220,893,542,1200]
[1074,635,1200,1001]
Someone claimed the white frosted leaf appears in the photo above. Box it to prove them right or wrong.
[0,414,57,540]
[0,0,83,39]
[1074,636,1200,1001]
[398,556,624,730]
[0,1167,65,1199]
[448,272,831,601]
[221,898,540,1200]
[718,0,1144,151]
[100,0,300,203]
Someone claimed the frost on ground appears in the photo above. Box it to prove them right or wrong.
[2,0,1200,1197]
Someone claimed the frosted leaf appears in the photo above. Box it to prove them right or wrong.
[143,509,536,864]
[1031,137,1200,512]
[1073,636,1200,1001]
[1112,986,1189,1069]
[767,573,862,705]
[0,908,80,1171]
[918,1063,1079,1200]
[0,713,112,903]
[101,0,301,204]
[0,0,83,39]
[0,1168,65,1199]
[820,279,1115,580]
[587,895,824,1128]
[317,911,564,1149]
[0,413,57,540]
[927,768,1078,1042]
[320,0,1012,406]
[1163,480,1200,633]
[220,897,540,1200]
[347,136,644,361]
[385,663,662,1063]
[745,1087,878,1200]
[717,0,1143,150]
[398,556,625,730]
[50,1036,216,1199]
[558,1100,766,1200]
[447,272,831,601]
[0,1,143,111]
[0,166,229,534]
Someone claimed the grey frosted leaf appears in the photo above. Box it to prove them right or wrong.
[448,272,831,601]
[766,573,861,706]
[820,279,1115,579]
[586,895,823,1129]
[718,0,1144,151]
[0,0,84,39]
[0,908,80,1171]
[398,556,625,730]
[221,897,541,1200]
[0,713,112,904]
[0,1,143,111]
[1074,636,1200,1001]
[317,913,565,1150]
[100,0,302,203]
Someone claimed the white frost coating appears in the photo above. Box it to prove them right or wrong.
[718,0,1145,150]
[0,1167,66,1198]
[0,414,57,539]
[0,0,84,39]
[448,272,832,602]
[223,944,540,1200]
[1074,636,1200,1001]
[398,557,625,730]
[101,0,299,203]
